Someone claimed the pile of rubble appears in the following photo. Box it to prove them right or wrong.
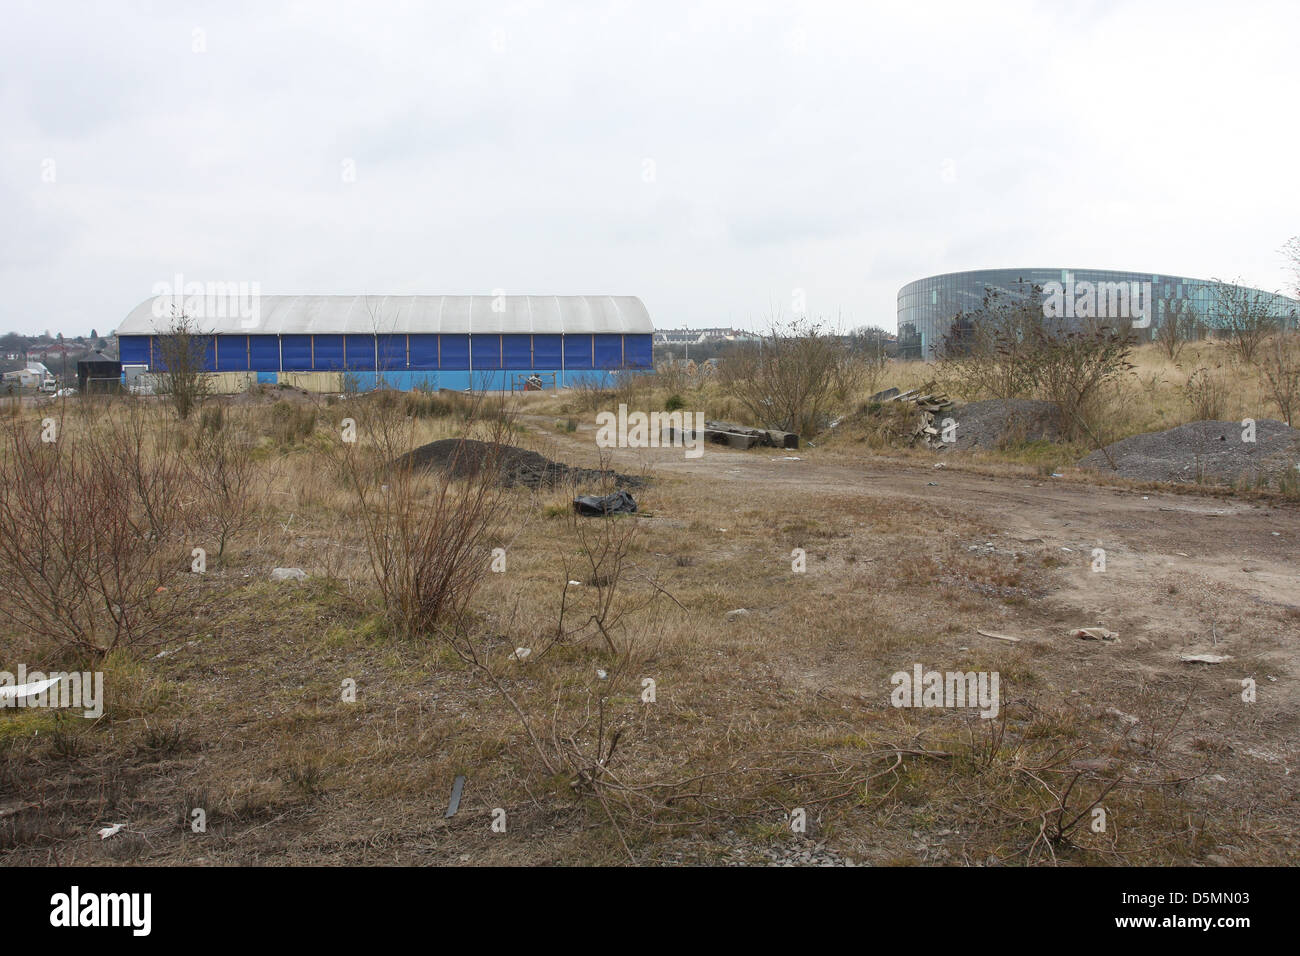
[670,420,800,450]
[869,387,955,449]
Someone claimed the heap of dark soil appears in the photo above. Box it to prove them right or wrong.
[1078,420,1300,485]
[393,439,645,490]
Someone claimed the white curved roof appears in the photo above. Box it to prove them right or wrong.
[118,295,653,335]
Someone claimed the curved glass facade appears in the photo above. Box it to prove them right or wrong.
[897,269,1300,360]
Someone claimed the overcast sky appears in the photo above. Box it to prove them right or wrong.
[4,0,1298,337]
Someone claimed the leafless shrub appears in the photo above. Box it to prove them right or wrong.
[188,408,259,563]
[1183,366,1230,420]
[1210,278,1279,365]
[717,319,855,436]
[1256,330,1300,425]
[335,393,514,637]
[936,285,1044,401]
[0,412,191,661]
[153,311,212,420]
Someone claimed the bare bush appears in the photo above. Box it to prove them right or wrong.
[336,394,513,637]
[0,413,191,661]
[936,284,1043,400]
[1032,324,1136,440]
[153,311,213,420]
[716,320,855,436]
[1210,278,1278,365]
[1257,331,1300,425]
[188,407,259,563]
[1183,366,1230,420]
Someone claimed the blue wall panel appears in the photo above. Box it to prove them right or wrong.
[119,336,150,365]
[313,335,345,370]
[623,334,652,368]
[377,334,405,371]
[408,334,439,369]
[281,335,312,370]
[501,334,532,369]
[438,335,468,369]
[215,335,249,371]
[532,334,563,368]
[470,335,502,370]
[249,336,280,371]
[563,335,593,369]
[344,335,376,370]
[593,334,623,369]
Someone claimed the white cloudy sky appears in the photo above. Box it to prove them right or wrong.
[3,0,1298,337]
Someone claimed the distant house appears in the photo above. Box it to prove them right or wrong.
[2,362,55,390]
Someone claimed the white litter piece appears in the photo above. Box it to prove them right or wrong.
[1180,653,1232,664]
[0,676,61,705]
[771,457,802,461]
[977,629,1022,644]
[98,823,124,840]
[596,669,608,680]
[1073,627,1120,642]
[725,608,750,622]
[512,647,531,661]
[271,567,308,582]
[567,580,582,586]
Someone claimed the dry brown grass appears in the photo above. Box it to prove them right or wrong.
[1,381,1296,866]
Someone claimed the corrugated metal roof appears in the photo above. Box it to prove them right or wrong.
[118,295,653,335]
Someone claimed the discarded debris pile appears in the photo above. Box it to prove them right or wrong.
[668,420,800,450]
[1078,420,1300,485]
[393,439,645,489]
[900,389,955,449]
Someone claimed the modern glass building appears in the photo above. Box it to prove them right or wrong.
[897,269,1300,360]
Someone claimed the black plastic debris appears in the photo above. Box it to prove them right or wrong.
[573,490,637,516]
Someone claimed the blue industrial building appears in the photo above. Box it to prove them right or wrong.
[116,294,654,390]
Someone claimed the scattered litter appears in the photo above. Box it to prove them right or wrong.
[573,490,637,516]
[1180,653,1232,664]
[1073,627,1119,642]
[927,481,939,486]
[1105,707,1139,725]
[596,669,608,680]
[271,567,308,582]
[567,580,582,586]
[153,641,199,660]
[1060,547,1074,552]
[98,823,124,840]
[1050,473,1064,478]
[725,608,750,622]
[445,775,466,818]
[976,629,1022,644]
[771,456,802,461]
[933,462,946,469]
[512,647,531,661]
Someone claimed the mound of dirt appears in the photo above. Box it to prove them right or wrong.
[1078,420,1300,485]
[393,439,645,490]
[948,399,1063,451]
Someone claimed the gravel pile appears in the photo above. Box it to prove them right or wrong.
[947,399,1063,451]
[1078,420,1300,485]
[392,438,645,490]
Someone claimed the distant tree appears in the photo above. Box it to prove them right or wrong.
[154,311,212,419]
[1153,296,1203,361]
[90,328,98,340]
[1209,278,1279,364]
[1284,236,1300,301]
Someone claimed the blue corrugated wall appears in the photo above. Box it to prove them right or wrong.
[120,332,653,388]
